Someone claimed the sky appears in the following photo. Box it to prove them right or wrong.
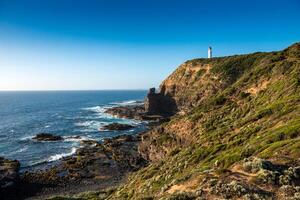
[0,0,299,90]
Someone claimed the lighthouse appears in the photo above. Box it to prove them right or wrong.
[208,46,212,58]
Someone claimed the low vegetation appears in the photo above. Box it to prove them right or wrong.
[52,43,300,199]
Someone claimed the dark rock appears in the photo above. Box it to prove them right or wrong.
[105,105,145,120]
[80,140,98,146]
[101,123,134,131]
[32,133,63,141]
[144,87,177,116]
[0,157,20,193]
[103,134,148,170]
[20,133,147,198]
[104,100,171,124]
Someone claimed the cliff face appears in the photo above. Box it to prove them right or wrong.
[155,43,300,115]
[110,43,300,199]
[144,88,176,116]
[50,43,300,199]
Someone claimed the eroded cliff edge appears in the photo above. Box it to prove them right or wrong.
[22,43,300,200]
[108,43,300,199]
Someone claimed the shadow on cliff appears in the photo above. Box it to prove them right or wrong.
[145,87,178,117]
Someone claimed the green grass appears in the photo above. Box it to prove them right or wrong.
[54,43,300,200]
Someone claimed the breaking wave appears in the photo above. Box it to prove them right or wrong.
[48,147,77,162]
[110,100,143,106]
[63,135,91,142]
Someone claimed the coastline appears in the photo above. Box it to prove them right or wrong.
[1,101,166,200]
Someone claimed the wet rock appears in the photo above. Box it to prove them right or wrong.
[32,133,63,141]
[0,157,20,193]
[21,133,148,198]
[65,135,81,139]
[105,105,145,120]
[101,123,134,131]
[80,140,98,146]
[105,103,170,125]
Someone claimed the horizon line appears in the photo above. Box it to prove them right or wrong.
[0,89,149,92]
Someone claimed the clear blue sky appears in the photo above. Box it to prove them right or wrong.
[0,0,299,90]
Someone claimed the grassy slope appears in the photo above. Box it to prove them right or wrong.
[49,43,300,200]
[108,43,300,199]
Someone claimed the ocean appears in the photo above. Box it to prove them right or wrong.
[0,90,147,170]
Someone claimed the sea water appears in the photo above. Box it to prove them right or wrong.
[0,90,147,170]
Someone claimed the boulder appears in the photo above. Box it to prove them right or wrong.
[101,123,134,131]
[32,133,63,141]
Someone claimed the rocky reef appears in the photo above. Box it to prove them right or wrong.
[104,102,169,123]
[0,134,147,199]
[23,134,147,185]
[32,133,63,141]
[101,123,134,131]
[0,157,20,195]
[104,105,145,120]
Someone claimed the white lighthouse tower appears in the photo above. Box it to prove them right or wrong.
[208,46,212,58]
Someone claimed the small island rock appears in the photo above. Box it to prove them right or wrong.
[101,123,134,131]
[32,133,63,141]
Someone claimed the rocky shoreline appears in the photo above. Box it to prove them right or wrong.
[20,134,147,200]
[0,101,166,200]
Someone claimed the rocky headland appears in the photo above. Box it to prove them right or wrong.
[1,43,300,200]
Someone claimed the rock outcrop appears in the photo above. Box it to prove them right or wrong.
[19,134,147,198]
[32,133,63,141]
[105,102,170,122]
[101,123,134,131]
[0,157,20,194]
[105,105,145,120]
[144,87,177,116]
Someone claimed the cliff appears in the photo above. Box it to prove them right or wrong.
[49,43,300,200]
[109,43,300,199]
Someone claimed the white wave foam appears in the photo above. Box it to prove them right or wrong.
[82,105,112,113]
[76,128,95,133]
[74,120,109,132]
[16,146,28,153]
[79,102,144,132]
[20,135,34,141]
[48,147,77,162]
[82,105,117,119]
[75,121,108,127]
[63,135,91,142]
[110,100,143,106]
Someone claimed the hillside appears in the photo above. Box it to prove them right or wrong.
[51,43,300,200]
